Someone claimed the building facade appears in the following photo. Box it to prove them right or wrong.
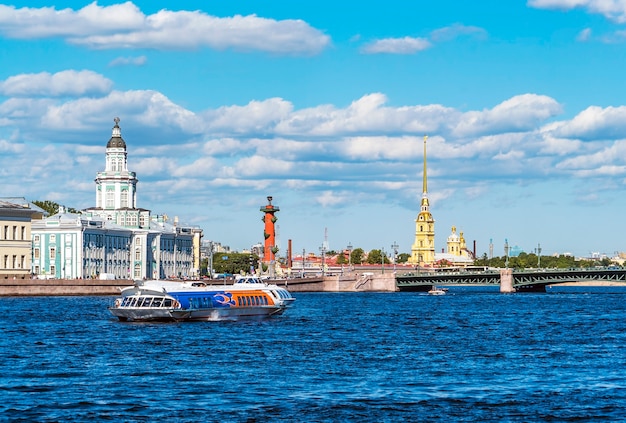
[0,198,45,279]
[31,118,202,280]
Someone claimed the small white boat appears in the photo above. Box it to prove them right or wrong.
[108,275,295,322]
[428,286,447,295]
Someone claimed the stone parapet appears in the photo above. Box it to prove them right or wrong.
[0,279,132,296]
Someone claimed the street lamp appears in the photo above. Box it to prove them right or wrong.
[319,245,326,277]
[391,241,399,272]
[504,239,510,268]
[302,248,306,278]
[347,242,353,271]
[537,243,542,268]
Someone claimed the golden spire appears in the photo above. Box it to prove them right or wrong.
[422,135,428,194]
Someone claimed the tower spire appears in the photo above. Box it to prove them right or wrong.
[408,134,435,266]
[422,135,428,194]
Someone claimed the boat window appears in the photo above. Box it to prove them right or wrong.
[163,299,172,307]
[269,291,278,299]
[153,298,163,307]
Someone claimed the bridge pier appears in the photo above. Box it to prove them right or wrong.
[500,268,515,293]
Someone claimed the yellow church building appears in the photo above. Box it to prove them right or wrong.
[408,136,474,267]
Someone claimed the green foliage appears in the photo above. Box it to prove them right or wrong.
[350,248,364,264]
[474,253,611,269]
[32,200,79,215]
[397,253,410,263]
[212,252,258,275]
[336,253,347,264]
[366,249,391,264]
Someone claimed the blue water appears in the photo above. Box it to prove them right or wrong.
[1,286,626,422]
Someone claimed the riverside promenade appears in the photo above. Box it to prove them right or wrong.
[0,272,398,296]
[0,278,131,296]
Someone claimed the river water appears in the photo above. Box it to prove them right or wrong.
[1,286,625,422]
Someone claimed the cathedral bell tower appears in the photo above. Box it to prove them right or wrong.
[408,136,435,266]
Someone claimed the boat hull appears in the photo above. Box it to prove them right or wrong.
[108,306,177,322]
[108,277,295,322]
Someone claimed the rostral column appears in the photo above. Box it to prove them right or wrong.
[260,196,279,263]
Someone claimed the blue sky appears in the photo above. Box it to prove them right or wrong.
[2,1,626,258]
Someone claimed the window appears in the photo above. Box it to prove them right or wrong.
[121,190,128,208]
[50,248,56,259]
[3,226,7,239]
[12,226,17,240]
[50,234,56,242]
[34,248,40,259]
[21,226,25,240]
[3,255,7,269]
[106,190,115,208]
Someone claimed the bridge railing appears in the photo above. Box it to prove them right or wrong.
[395,267,626,289]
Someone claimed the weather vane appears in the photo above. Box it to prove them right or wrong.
[114,117,120,125]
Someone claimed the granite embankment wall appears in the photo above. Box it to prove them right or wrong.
[0,272,398,296]
[277,273,397,292]
[0,279,132,296]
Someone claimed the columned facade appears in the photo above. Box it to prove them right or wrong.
[32,118,203,280]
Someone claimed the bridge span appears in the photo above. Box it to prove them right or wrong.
[395,267,626,292]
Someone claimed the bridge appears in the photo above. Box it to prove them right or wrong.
[395,267,626,292]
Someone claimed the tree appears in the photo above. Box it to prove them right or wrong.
[336,253,347,265]
[212,253,258,275]
[397,253,410,263]
[366,249,390,264]
[32,200,79,215]
[351,248,364,265]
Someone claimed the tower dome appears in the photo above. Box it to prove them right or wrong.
[107,117,126,149]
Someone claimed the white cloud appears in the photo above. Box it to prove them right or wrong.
[361,37,431,54]
[315,190,347,207]
[276,93,457,136]
[39,90,198,133]
[430,24,487,42]
[528,0,626,23]
[0,70,113,97]
[577,27,592,41]
[204,98,293,134]
[548,105,626,139]
[0,138,24,153]
[452,94,563,137]
[108,55,147,67]
[0,2,330,55]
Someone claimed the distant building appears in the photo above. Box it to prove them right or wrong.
[435,226,474,267]
[31,118,202,280]
[0,198,45,279]
[408,136,436,265]
[407,137,474,267]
